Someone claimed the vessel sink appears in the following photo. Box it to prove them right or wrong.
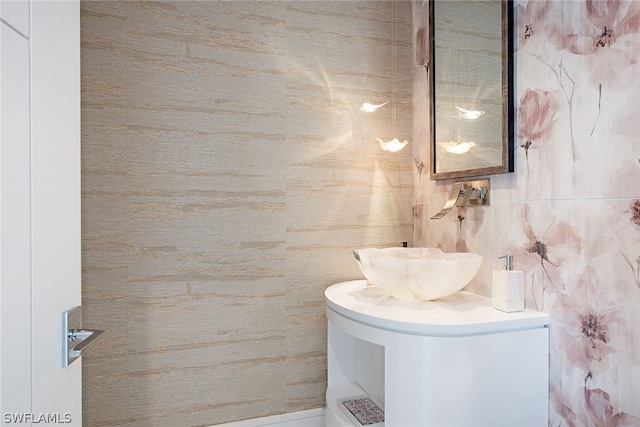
[353,247,483,301]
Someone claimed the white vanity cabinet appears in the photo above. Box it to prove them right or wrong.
[325,280,550,427]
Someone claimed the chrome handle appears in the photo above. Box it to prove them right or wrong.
[63,306,106,367]
[67,329,105,358]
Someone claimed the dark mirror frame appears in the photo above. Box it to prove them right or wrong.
[430,0,514,180]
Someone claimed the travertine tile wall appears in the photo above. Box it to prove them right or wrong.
[413,1,640,424]
[81,2,412,426]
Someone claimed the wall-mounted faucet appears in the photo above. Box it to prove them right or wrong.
[431,179,489,219]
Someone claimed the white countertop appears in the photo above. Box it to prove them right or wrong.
[325,280,550,336]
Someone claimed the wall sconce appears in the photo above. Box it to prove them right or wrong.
[376,137,408,153]
[360,101,388,113]
[455,106,485,120]
[436,140,476,154]
[357,1,409,153]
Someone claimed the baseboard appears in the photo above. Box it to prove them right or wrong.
[212,408,326,427]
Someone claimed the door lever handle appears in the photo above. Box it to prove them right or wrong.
[63,306,106,367]
[67,329,105,358]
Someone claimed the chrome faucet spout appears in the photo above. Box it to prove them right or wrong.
[431,179,490,220]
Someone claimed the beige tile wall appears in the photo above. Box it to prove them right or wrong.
[81,2,413,426]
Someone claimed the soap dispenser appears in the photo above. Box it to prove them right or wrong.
[492,255,524,312]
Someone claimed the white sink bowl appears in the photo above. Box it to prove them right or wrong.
[353,247,483,301]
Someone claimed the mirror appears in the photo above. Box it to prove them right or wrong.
[430,0,513,180]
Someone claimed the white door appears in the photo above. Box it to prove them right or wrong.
[1,1,81,425]
[1,1,32,421]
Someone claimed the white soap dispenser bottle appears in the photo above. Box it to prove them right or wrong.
[492,254,524,312]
